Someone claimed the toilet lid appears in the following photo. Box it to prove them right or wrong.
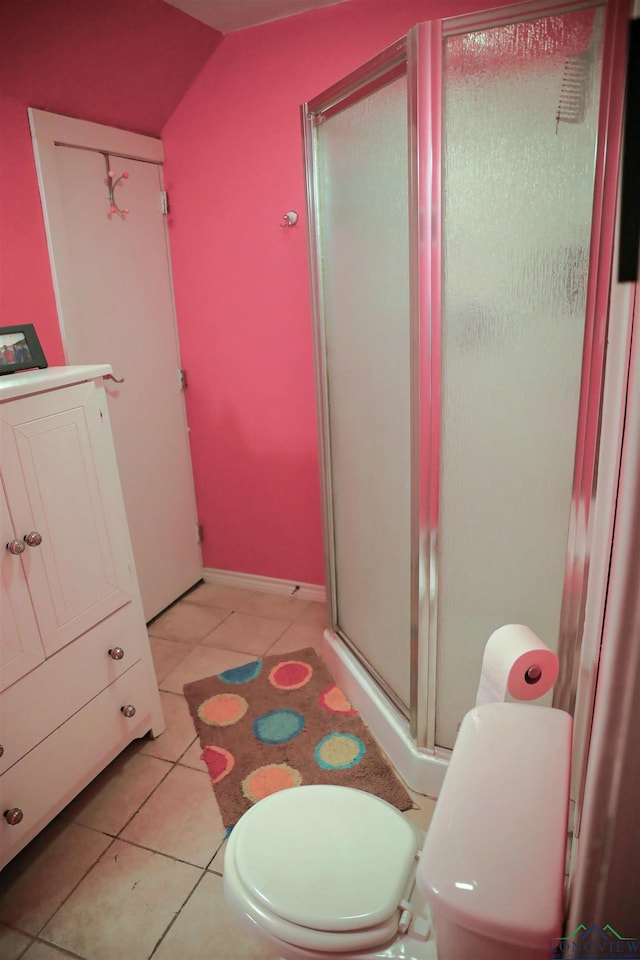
[233,785,419,933]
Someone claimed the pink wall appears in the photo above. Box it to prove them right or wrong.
[1,0,518,588]
[163,0,516,585]
[0,0,220,137]
[0,0,221,368]
[0,94,65,366]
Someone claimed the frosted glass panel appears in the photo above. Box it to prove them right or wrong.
[316,76,411,709]
[435,9,604,747]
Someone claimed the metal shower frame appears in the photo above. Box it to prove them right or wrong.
[302,0,632,752]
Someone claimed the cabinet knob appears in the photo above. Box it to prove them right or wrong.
[24,531,43,547]
[3,808,23,826]
[108,647,125,660]
[6,539,26,556]
[121,705,136,718]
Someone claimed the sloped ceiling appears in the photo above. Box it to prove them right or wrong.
[162,0,349,34]
[0,0,223,136]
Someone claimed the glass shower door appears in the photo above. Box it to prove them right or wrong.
[305,50,413,711]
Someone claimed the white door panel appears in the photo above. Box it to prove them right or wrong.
[0,481,46,691]
[1,382,132,656]
[29,111,202,620]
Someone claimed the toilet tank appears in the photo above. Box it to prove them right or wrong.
[417,703,572,960]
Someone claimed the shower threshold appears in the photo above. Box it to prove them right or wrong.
[322,629,449,798]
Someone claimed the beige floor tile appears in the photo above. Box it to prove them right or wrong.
[22,941,77,960]
[148,635,192,683]
[120,765,226,868]
[201,611,290,654]
[0,924,33,959]
[62,746,171,836]
[159,645,257,695]
[153,872,279,960]
[0,821,111,935]
[147,602,231,644]
[182,583,255,610]
[177,738,207,773]
[266,621,325,656]
[208,837,226,875]
[404,794,438,833]
[237,591,311,621]
[296,601,329,626]
[138,691,197,763]
[40,840,201,960]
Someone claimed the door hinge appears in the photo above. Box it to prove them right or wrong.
[160,190,170,215]
[178,368,187,390]
[195,523,203,543]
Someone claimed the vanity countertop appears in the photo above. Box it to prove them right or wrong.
[0,365,112,402]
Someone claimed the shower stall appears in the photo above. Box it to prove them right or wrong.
[303,0,631,796]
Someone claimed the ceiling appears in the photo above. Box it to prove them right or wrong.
[162,0,350,34]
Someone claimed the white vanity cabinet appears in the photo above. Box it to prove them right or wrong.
[0,366,164,870]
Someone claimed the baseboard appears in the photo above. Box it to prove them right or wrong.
[202,568,326,603]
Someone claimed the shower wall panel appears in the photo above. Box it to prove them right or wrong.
[435,9,604,747]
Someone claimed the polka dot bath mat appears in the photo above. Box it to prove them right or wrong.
[183,648,413,829]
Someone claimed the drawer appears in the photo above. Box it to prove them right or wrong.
[0,603,146,775]
[0,659,154,871]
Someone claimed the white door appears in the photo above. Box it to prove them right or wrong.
[29,110,202,621]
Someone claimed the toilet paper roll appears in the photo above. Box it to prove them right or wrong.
[475,624,559,706]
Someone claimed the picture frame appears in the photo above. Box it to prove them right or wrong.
[0,325,48,376]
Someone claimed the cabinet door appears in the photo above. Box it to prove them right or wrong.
[0,480,46,691]
[0,381,133,656]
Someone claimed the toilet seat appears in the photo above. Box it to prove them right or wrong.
[225,785,421,954]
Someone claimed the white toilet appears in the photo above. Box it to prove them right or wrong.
[224,702,572,960]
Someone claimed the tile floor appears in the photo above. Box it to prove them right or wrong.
[0,583,437,960]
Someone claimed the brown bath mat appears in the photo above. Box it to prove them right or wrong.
[183,647,413,830]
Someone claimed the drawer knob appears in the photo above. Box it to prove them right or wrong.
[3,808,23,826]
[24,531,43,547]
[108,647,125,661]
[6,539,26,556]
[121,704,136,718]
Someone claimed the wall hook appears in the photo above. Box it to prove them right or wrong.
[103,153,131,216]
[281,211,298,228]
